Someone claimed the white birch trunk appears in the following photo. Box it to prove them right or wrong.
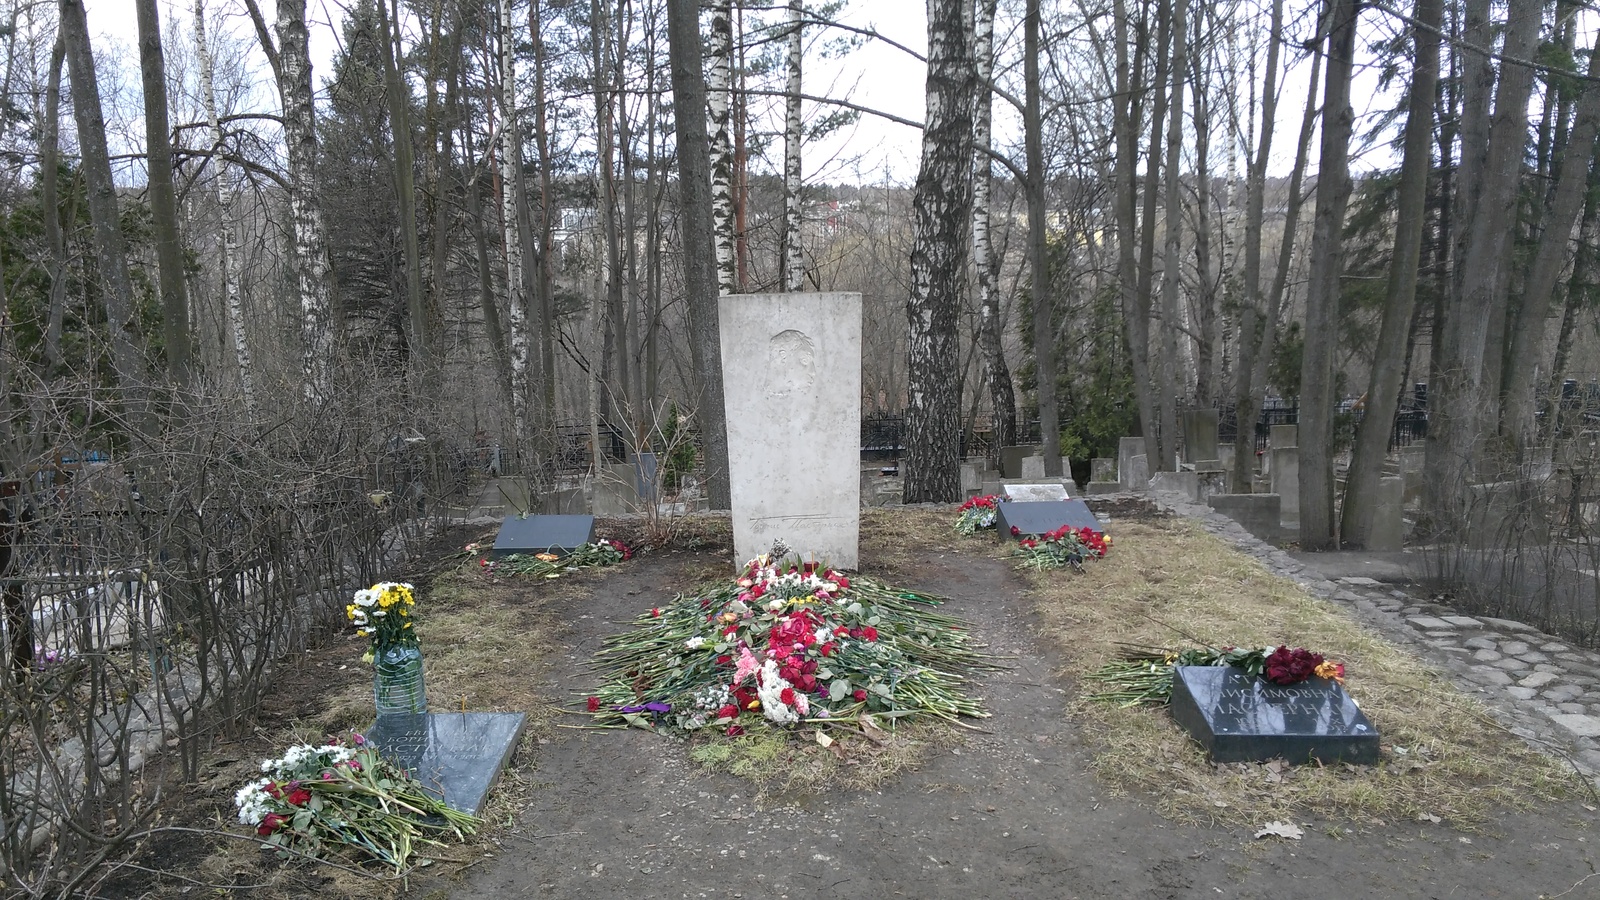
[781,0,803,292]
[195,0,255,414]
[1157,0,1189,469]
[708,0,736,296]
[499,0,532,444]
[971,0,1014,447]
[274,0,334,404]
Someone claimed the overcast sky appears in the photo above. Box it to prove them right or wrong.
[80,0,933,184]
[75,0,1403,186]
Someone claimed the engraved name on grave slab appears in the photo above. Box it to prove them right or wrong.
[1168,666,1379,765]
[366,712,527,815]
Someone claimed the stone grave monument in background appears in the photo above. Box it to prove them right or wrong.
[1181,409,1220,464]
[720,293,861,568]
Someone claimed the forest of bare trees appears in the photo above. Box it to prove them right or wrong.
[5,0,1600,887]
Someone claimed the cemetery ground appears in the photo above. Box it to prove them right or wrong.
[98,503,1600,899]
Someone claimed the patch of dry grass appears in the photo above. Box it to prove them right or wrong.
[1033,516,1579,828]
[686,717,965,804]
[861,506,995,575]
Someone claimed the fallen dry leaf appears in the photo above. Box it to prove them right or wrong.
[1254,821,1304,840]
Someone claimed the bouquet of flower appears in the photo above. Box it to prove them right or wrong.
[346,582,418,661]
[583,552,999,736]
[1011,524,1111,571]
[1085,644,1345,706]
[477,538,633,579]
[954,495,1004,534]
[233,733,479,872]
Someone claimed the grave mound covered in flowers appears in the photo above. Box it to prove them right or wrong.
[583,553,998,734]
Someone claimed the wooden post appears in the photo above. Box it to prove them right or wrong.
[1,479,33,681]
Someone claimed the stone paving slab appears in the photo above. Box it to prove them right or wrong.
[1406,615,1456,630]
[1145,482,1600,792]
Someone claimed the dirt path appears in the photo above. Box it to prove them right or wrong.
[442,545,1599,899]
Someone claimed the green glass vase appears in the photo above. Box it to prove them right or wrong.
[373,643,427,716]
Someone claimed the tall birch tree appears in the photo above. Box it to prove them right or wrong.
[781,0,804,292]
[903,0,974,503]
[497,0,532,444]
[244,0,336,404]
[972,0,1016,450]
[708,0,737,296]
[194,0,255,412]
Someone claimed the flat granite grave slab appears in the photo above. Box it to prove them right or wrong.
[491,514,596,558]
[366,712,527,815]
[995,499,1103,541]
[1169,666,1380,765]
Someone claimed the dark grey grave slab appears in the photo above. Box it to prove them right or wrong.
[994,499,1103,540]
[1168,666,1379,764]
[366,712,527,815]
[634,452,659,504]
[491,514,596,558]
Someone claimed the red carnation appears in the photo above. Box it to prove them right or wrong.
[853,689,868,702]
[1010,525,1021,536]
[651,607,661,617]
[586,696,601,713]
[780,687,797,706]
[257,813,287,836]
[861,626,879,641]
[716,704,739,719]
[726,724,745,736]
[287,788,311,806]
[717,654,732,665]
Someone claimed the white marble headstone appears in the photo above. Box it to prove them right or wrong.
[719,293,861,568]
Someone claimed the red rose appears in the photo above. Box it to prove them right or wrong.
[838,577,850,589]
[716,704,739,719]
[1010,525,1021,536]
[853,689,868,702]
[586,696,601,713]
[257,813,287,836]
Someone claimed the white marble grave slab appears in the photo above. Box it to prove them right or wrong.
[1004,482,1070,502]
[720,293,861,568]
